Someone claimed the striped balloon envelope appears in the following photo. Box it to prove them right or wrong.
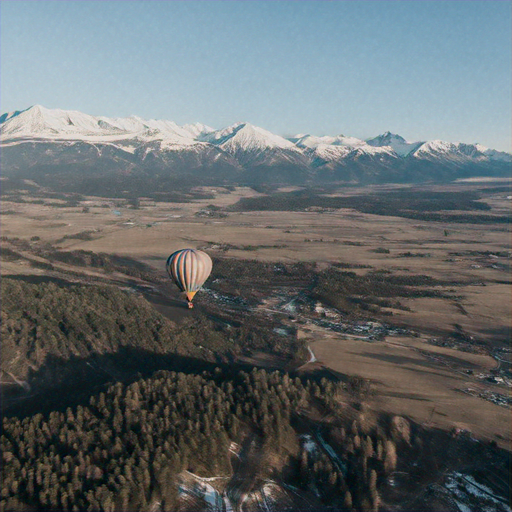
[166,249,213,306]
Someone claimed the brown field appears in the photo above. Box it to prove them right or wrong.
[306,327,510,444]
[2,182,511,448]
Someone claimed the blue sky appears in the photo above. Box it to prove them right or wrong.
[1,0,511,151]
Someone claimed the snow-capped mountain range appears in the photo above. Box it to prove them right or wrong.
[1,105,510,192]
[0,105,214,150]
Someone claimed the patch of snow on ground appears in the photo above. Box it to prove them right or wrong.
[203,483,219,509]
[282,300,297,313]
[185,470,228,482]
[314,302,325,314]
[229,441,241,458]
[307,346,317,363]
[262,484,278,511]
[301,434,318,454]
[191,482,222,511]
[178,484,193,497]
[315,433,347,474]
[223,496,234,512]
[445,472,511,512]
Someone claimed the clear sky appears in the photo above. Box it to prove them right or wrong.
[1,0,511,151]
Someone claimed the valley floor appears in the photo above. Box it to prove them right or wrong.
[1,181,511,511]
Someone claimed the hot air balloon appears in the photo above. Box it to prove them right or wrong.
[166,249,213,309]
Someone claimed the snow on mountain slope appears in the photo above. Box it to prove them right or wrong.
[95,114,192,139]
[475,144,512,163]
[350,145,398,158]
[0,109,27,124]
[294,134,366,149]
[181,123,215,138]
[296,133,399,165]
[0,105,201,148]
[412,140,488,163]
[0,105,113,139]
[310,144,353,162]
[293,134,339,148]
[201,122,299,152]
[366,132,423,157]
[133,131,201,149]
[197,122,311,170]
[127,116,192,139]
[1,106,510,174]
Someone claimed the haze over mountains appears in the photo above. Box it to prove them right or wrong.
[1,105,510,194]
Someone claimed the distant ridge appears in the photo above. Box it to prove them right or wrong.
[1,105,510,192]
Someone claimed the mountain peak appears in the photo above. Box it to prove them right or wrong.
[372,131,406,143]
[366,132,422,156]
[200,122,296,151]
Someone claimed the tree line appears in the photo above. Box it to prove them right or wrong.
[311,268,461,319]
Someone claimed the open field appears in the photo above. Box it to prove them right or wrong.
[1,181,511,452]
[306,328,510,444]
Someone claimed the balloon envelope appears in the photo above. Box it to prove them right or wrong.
[166,249,212,302]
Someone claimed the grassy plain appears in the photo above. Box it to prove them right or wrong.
[1,182,511,449]
[307,328,509,443]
